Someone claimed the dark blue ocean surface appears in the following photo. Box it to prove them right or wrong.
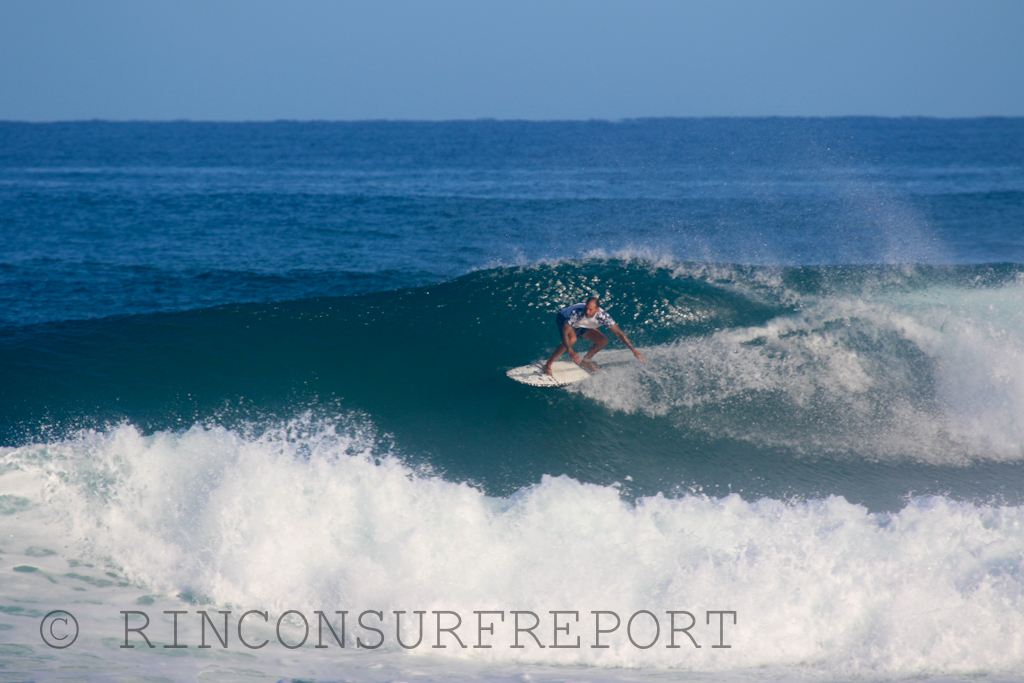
[2,119,1022,326]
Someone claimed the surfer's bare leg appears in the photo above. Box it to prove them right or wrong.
[544,327,581,376]
[581,329,608,361]
[543,343,566,376]
[567,330,605,372]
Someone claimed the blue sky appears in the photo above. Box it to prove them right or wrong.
[1,0,1022,121]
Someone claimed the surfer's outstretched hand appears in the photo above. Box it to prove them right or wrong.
[634,349,646,363]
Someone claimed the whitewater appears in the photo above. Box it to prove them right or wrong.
[6,416,1024,679]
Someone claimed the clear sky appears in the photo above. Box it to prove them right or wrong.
[1,0,1022,121]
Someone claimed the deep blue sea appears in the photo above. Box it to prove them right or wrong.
[2,118,1024,682]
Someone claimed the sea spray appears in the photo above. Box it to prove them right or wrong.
[575,270,1024,465]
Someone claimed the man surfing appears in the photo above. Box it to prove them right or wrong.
[544,297,645,377]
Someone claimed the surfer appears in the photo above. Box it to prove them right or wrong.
[544,297,645,376]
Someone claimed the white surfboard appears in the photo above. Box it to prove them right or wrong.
[506,350,636,387]
[506,361,591,387]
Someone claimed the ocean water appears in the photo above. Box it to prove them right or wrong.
[2,118,1024,682]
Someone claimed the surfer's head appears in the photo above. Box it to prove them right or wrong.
[585,297,600,317]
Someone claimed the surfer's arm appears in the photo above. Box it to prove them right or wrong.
[609,325,645,363]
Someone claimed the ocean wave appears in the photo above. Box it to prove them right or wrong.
[4,259,1024,506]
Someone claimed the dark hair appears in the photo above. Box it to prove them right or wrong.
[586,296,600,306]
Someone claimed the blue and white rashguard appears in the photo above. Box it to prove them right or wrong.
[555,303,615,335]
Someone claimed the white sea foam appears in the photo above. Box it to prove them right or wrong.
[574,277,1024,464]
[4,420,1024,681]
